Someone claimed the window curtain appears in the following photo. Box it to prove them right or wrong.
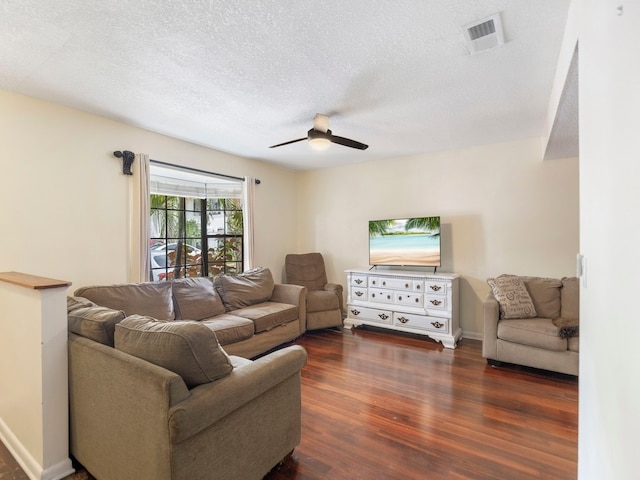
[130,153,151,282]
[243,176,255,270]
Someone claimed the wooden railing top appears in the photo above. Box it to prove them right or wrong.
[0,271,71,290]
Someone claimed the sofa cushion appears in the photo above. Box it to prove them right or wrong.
[498,318,567,351]
[232,302,298,333]
[200,314,255,345]
[67,296,96,312]
[487,276,537,319]
[213,267,275,311]
[75,282,174,320]
[306,290,339,313]
[68,305,125,346]
[172,277,225,320]
[114,315,233,388]
[568,336,579,353]
[561,277,580,320]
[523,277,562,319]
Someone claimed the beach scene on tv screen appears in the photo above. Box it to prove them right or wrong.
[369,217,440,266]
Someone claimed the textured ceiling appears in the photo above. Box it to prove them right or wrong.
[1,0,573,170]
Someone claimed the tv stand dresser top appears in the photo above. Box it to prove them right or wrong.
[344,268,460,349]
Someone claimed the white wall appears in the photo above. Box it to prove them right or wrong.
[0,279,73,480]
[296,137,579,336]
[578,0,640,478]
[0,89,298,291]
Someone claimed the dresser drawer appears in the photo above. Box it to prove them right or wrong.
[425,280,448,295]
[425,294,448,311]
[393,312,449,332]
[351,275,368,287]
[368,288,394,304]
[394,292,424,308]
[351,287,367,302]
[348,306,393,324]
[372,277,410,291]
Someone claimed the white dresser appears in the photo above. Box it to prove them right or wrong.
[344,268,461,348]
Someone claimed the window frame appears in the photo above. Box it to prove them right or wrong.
[148,163,245,282]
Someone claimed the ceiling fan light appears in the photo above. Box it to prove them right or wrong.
[309,137,331,151]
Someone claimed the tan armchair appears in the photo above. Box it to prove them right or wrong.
[285,253,344,330]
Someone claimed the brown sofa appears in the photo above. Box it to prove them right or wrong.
[66,268,309,479]
[482,275,579,376]
[73,267,307,358]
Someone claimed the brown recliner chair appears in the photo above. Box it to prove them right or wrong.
[284,253,344,330]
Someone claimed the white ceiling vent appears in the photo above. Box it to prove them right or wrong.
[463,13,505,54]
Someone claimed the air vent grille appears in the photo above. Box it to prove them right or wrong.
[463,13,504,54]
[467,19,496,41]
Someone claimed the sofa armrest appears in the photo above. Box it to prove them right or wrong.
[271,283,307,331]
[482,292,500,359]
[324,283,344,312]
[168,345,307,443]
[68,333,192,479]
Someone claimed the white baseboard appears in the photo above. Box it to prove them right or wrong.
[0,418,74,480]
[461,331,483,341]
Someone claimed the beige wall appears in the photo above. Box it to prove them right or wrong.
[296,137,579,337]
[0,89,298,291]
[0,89,580,338]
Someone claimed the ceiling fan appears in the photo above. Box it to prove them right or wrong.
[269,113,368,151]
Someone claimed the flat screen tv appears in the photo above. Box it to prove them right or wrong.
[369,216,441,268]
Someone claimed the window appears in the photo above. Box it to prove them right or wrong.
[149,164,244,281]
[205,198,243,276]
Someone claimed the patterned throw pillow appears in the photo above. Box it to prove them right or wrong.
[487,276,537,319]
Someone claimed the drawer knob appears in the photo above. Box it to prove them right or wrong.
[355,279,363,285]
[379,313,389,320]
[398,316,409,324]
[405,283,409,288]
[431,321,444,329]
[355,291,364,297]
[398,296,403,301]
[382,281,386,286]
[415,298,420,303]
[429,285,442,292]
[351,309,360,316]
[416,285,421,290]
[430,299,442,306]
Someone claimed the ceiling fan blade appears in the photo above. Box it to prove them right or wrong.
[269,137,307,148]
[329,134,369,150]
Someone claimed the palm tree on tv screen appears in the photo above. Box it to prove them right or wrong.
[406,217,440,234]
[369,220,393,237]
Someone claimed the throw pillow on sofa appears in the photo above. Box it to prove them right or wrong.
[68,304,125,346]
[114,315,233,388]
[213,267,275,311]
[560,277,580,320]
[487,276,537,319]
[522,277,563,319]
[172,277,226,320]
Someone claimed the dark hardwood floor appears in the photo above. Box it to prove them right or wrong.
[267,327,577,480]
[0,328,577,480]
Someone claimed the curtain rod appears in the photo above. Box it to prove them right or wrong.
[151,159,261,185]
[113,151,261,184]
